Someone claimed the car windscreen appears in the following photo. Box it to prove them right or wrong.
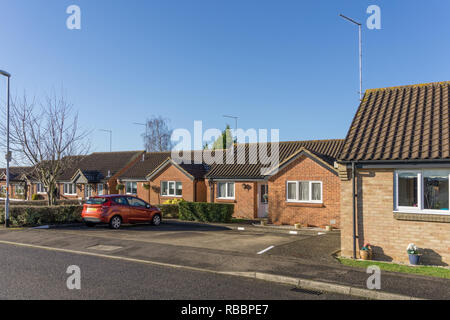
[86,198,108,205]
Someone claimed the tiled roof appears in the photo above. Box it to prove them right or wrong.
[339,82,450,162]
[58,151,144,182]
[119,152,172,180]
[0,167,33,181]
[205,140,344,179]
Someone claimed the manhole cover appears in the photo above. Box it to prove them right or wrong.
[87,245,123,252]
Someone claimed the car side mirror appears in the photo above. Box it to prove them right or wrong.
[146,204,151,209]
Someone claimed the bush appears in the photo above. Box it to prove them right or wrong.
[159,204,179,218]
[163,198,185,205]
[178,202,234,223]
[0,205,83,227]
[31,194,44,201]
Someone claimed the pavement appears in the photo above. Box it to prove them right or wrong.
[0,221,448,300]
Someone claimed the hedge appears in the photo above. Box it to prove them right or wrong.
[178,202,234,223]
[159,204,180,219]
[0,199,83,207]
[0,205,83,227]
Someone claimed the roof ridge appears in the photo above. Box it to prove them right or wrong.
[365,81,450,93]
[91,150,145,155]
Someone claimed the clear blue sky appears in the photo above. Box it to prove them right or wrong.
[0,0,449,161]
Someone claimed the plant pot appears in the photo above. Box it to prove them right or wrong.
[360,250,371,260]
[294,223,302,230]
[408,254,421,265]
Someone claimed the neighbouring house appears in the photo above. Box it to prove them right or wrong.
[0,167,33,200]
[116,152,171,202]
[205,140,344,228]
[337,81,450,266]
[56,151,145,200]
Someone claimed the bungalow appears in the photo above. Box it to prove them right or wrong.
[57,151,145,200]
[205,140,344,228]
[0,167,33,200]
[337,81,450,266]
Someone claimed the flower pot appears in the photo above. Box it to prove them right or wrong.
[360,250,370,260]
[408,254,421,265]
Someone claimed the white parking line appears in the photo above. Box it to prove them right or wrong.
[237,227,245,231]
[289,231,298,235]
[257,245,275,255]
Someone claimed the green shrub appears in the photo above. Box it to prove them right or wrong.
[159,204,179,218]
[31,194,44,201]
[0,205,83,227]
[178,202,234,223]
[0,199,82,207]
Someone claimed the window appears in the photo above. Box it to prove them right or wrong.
[217,182,235,199]
[64,183,77,195]
[97,184,104,196]
[260,184,268,204]
[0,185,6,195]
[286,181,322,203]
[14,185,24,195]
[160,181,182,197]
[127,197,147,207]
[395,170,450,214]
[36,183,47,194]
[126,182,137,195]
[112,196,128,205]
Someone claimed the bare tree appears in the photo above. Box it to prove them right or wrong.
[143,116,173,152]
[0,91,90,205]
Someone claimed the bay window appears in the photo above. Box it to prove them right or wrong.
[217,182,235,199]
[286,181,322,203]
[395,170,450,214]
[160,181,182,197]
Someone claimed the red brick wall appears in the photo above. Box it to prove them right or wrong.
[207,181,258,219]
[149,164,195,204]
[340,168,450,265]
[268,156,341,228]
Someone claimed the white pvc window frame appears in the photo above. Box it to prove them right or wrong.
[286,180,323,204]
[217,182,235,200]
[394,169,450,215]
[64,183,77,196]
[160,181,183,197]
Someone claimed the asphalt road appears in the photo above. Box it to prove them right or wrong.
[0,243,354,300]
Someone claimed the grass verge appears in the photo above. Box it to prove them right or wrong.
[338,257,450,279]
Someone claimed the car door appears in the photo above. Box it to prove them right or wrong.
[112,196,130,223]
[126,197,150,222]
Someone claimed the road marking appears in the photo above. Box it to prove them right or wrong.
[289,231,298,235]
[87,245,123,252]
[237,227,245,231]
[257,246,274,255]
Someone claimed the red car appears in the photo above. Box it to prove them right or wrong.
[82,195,162,229]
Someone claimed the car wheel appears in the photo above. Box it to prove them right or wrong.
[151,214,161,226]
[109,216,122,229]
[85,222,96,228]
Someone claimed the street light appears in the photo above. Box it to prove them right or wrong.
[340,14,363,101]
[0,70,11,228]
[99,129,112,152]
[133,122,148,151]
[223,115,239,143]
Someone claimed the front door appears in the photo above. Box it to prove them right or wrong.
[84,184,93,199]
[257,183,269,218]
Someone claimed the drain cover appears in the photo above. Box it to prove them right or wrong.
[290,287,323,296]
[87,245,123,252]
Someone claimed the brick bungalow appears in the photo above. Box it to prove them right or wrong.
[57,151,145,200]
[338,81,450,266]
[0,167,33,200]
[205,140,344,228]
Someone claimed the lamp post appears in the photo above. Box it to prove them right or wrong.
[99,129,112,152]
[133,122,148,151]
[0,70,11,228]
[340,14,363,101]
[223,115,239,143]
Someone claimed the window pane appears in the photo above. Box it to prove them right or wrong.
[227,183,234,198]
[169,182,175,196]
[423,171,449,210]
[312,183,321,201]
[299,182,309,201]
[287,182,297,200]
[161,181,168,195]
[132,182,137,194]
[218,183,226,198]
[176,182,182,196]
[398,172,418,207]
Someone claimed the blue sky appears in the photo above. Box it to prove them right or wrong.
[0,0,449,162]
